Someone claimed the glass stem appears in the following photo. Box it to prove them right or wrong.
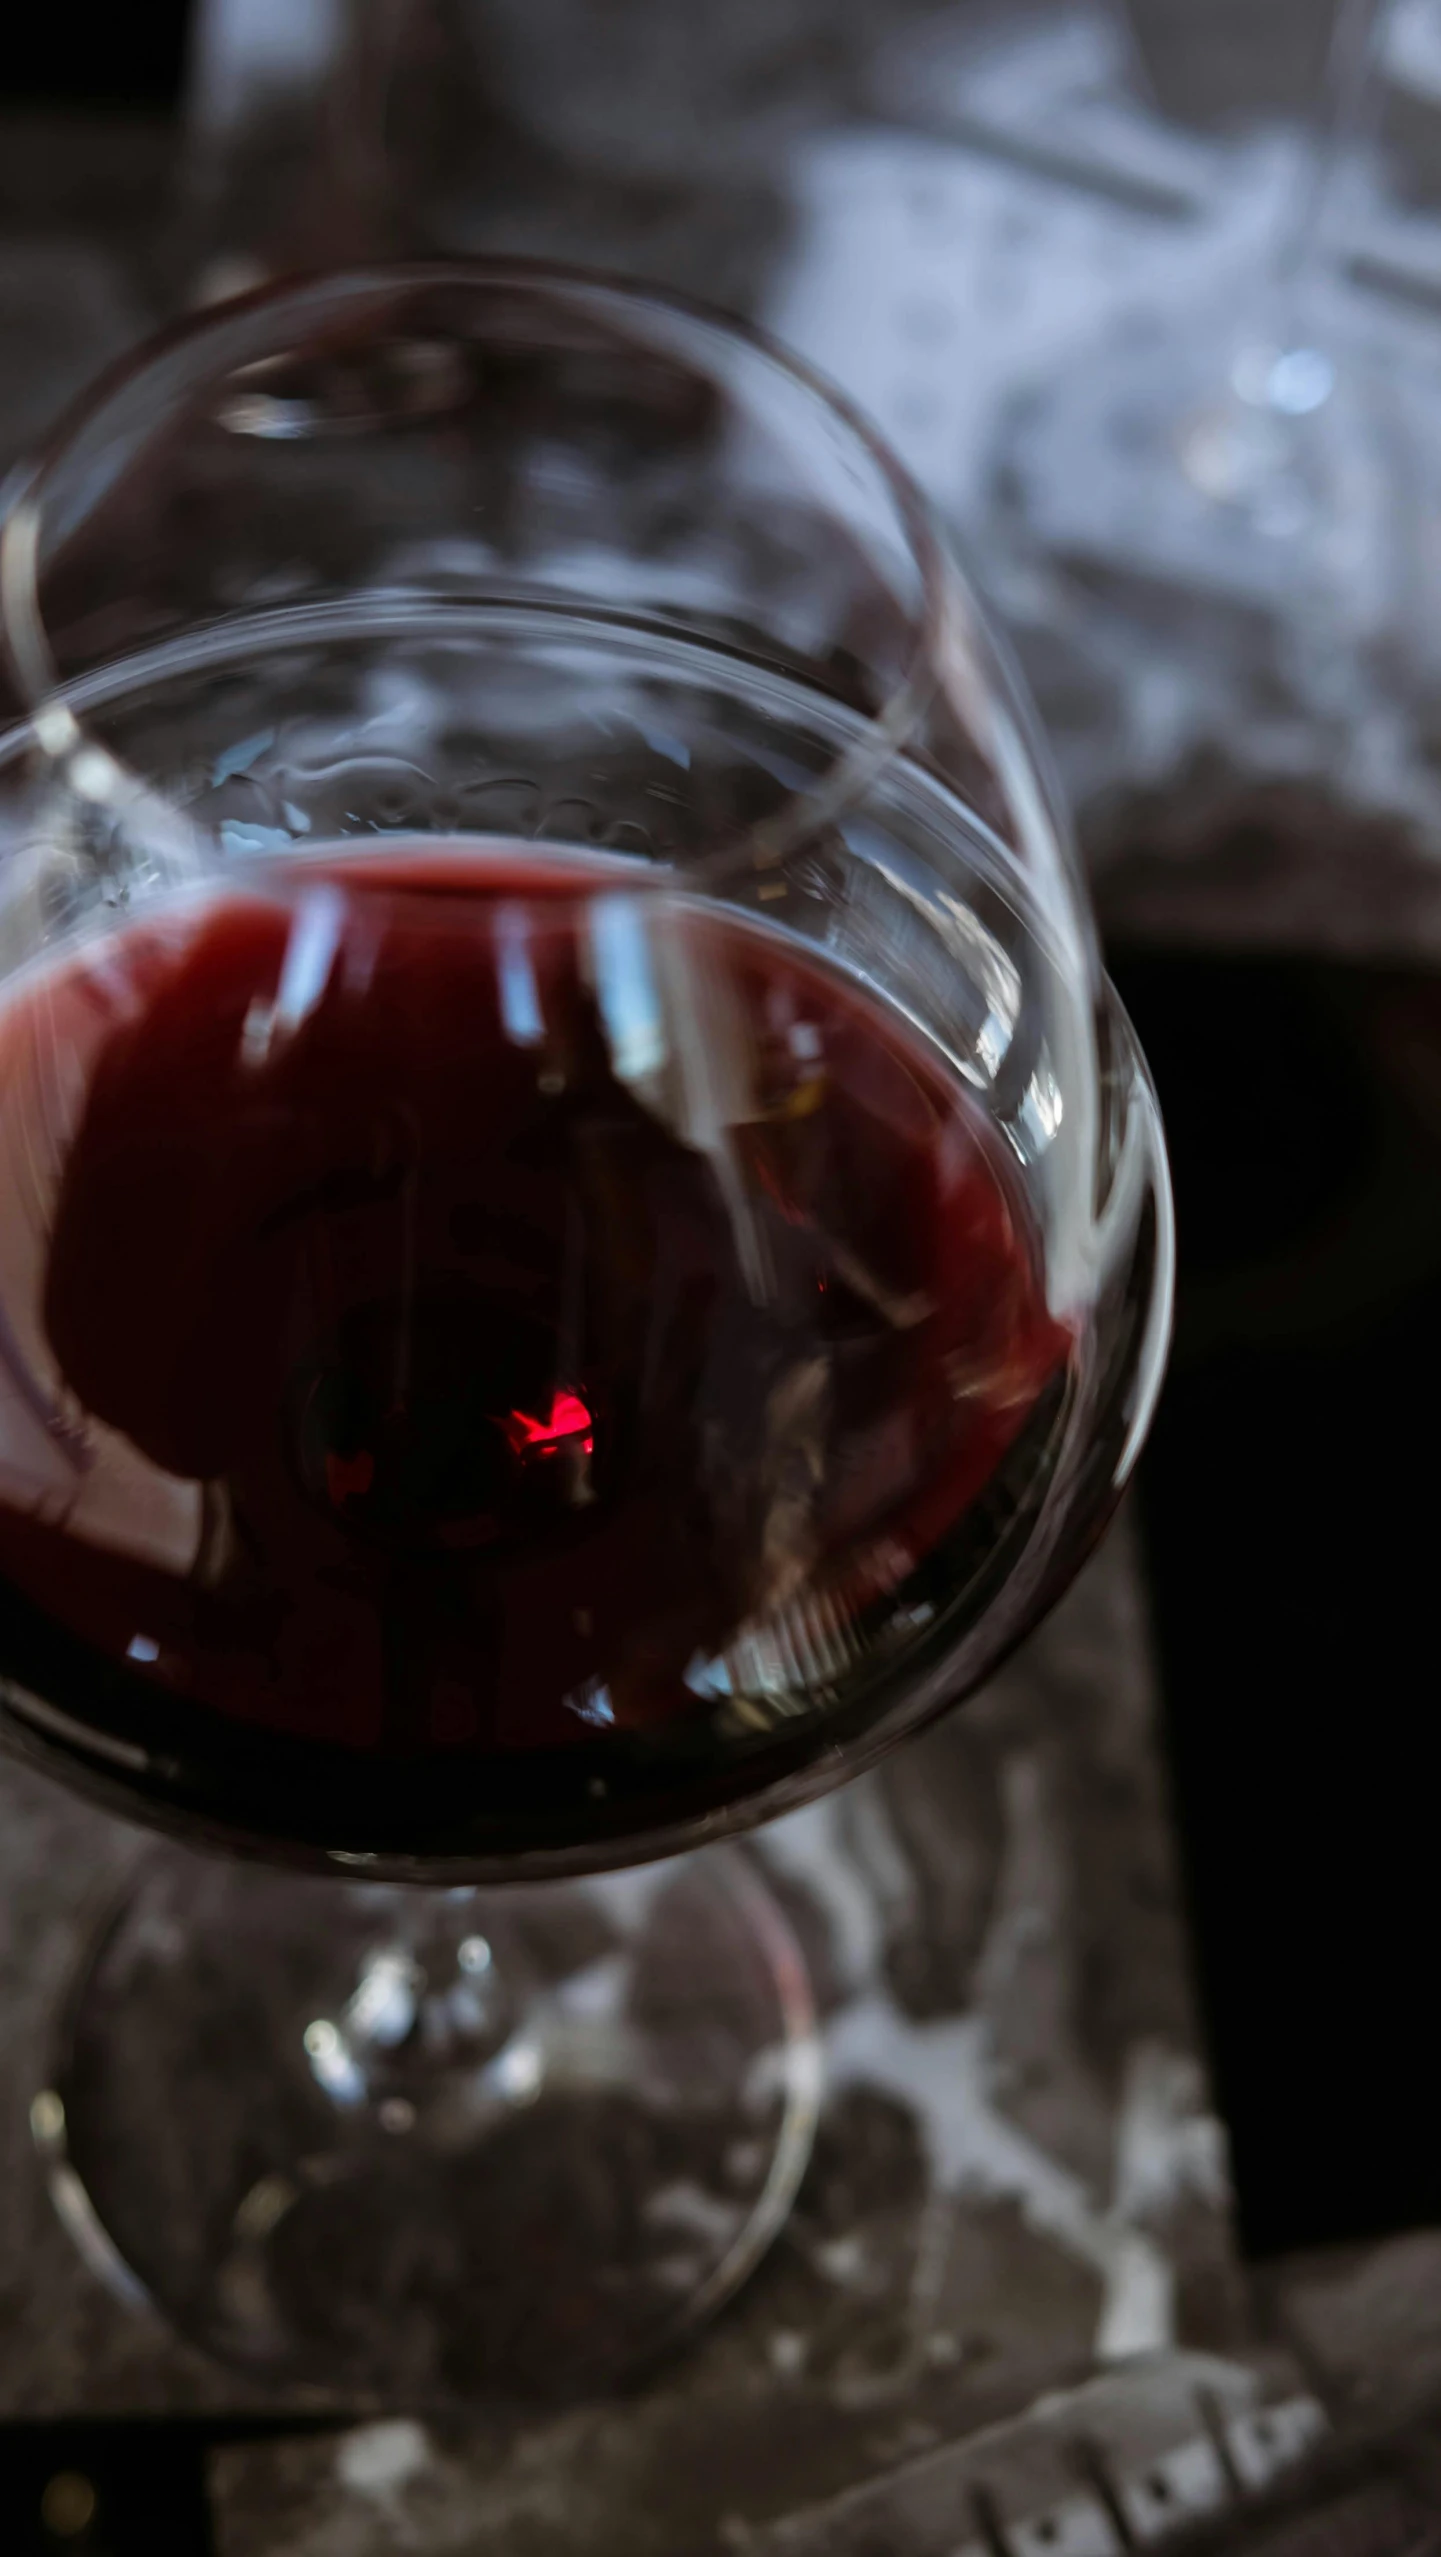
[1176,0,1394,518]
[175,0,412,300]
[1237,0,1393,413]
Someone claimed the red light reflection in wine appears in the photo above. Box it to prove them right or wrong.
[500,1389,595,1460]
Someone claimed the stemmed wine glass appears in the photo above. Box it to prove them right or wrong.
[0,263,1170,2405]
[1005,0,1397,602]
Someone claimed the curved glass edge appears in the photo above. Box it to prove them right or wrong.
[0,259,947,878]
[0,259,1106,965]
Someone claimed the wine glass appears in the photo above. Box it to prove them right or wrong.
[1003,0,1398,602]
[0,262,1171,2405]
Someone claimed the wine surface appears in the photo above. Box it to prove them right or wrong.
[0,843,1070,1853]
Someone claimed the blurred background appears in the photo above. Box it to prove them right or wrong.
[9,4,1441,2550]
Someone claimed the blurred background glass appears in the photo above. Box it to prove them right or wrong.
[14,0,1441,870]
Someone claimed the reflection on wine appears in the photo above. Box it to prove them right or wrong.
[0,842,1072,1856]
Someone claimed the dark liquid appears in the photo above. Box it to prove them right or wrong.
[0,846,1070,1859]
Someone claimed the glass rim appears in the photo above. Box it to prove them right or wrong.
[0,254,956,874]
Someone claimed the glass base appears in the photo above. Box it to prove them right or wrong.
[32,1844,820,2405]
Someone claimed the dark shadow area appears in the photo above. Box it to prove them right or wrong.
[5,5,192,111]
[1111,946,1441,2259]
[0,2417,333,2554]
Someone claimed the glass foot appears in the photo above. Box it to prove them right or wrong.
[32,1844,820,2404]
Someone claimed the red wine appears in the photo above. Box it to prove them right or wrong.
[0,844,1071,1858]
